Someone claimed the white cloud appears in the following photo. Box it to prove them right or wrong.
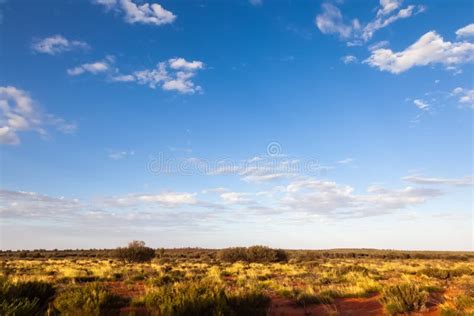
[32,35,89,55]
[369,40,390,51]
[279,179,442,218]
[341,55,358,64]
[107,192,198,207]
[0,189,220,230]
[403,175,473,187]
[362,5,422,42]
[315,1,425,44]
[209,162,299,183]
[0,86,76,145]
[67,57,113,76]
[413,99,429,110]
[4,166,468,234]
[315,3,355,39]
[110,74,135,82]
[93,0,117,9]
[337,158,354,164]
[0,190,82,218]
[456,23,474,38]
[364,30,474,73]
[168,58,204,71]
[94,0,176,26]
[249,0,262,6]
[108,149,135,160]
[112,58,205,94]
[452,87,474,108]
[377,0,402,17]
[220,192,252,204]
[121,0,175,25]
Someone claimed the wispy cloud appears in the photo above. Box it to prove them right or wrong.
[108,149,135,160]
[274,179,443,218]
[341,55,358,64]
[93,0,176,26]
[315,3,356,40]
[32,35,89,55]
[0,176,446,226]
[403,174,473,186]
[0,86,76,145]
[249,0,262,6]
[337,158,354,164]
[0,190,82,219]
[102,192,199,208]
[413,99,429,111]
[377,0,402,17]
[315,0,425,45]
[361,4,424,42]
[452,87,474,108]
[67,56,114,76]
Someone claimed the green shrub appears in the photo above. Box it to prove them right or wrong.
[143,278,270,315]
[144,279,228,316]
[380,283,428,315]
[0,298,40,316]
[114,240,155,263]
[440,294,474,316]
[419,266,472,279]
[53,283,128,315]
[296,293,333,307]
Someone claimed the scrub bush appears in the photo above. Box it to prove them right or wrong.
[114,240,155,263]
[380,283,428,315]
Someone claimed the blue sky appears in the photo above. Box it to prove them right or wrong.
[0,0,473,250]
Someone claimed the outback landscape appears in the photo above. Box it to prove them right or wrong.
[1,242,473,315]
[1,0,473,315]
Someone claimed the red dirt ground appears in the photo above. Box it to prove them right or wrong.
[267,293,443,316]
[105,281,444,316]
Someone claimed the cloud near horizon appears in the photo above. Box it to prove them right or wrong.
[4,168,470,229]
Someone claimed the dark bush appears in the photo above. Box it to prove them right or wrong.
[0,278,55,316]
[218,246,288,263]
[114,240,155,263]
[218,247,248,263]
[246,246,288,263]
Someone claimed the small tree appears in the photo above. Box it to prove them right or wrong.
[115,241,155,263]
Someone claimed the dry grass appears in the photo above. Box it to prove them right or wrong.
[0,253,472,315]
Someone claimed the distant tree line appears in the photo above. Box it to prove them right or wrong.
[1,245,472,261]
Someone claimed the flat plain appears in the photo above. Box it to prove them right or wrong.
[1,247,473,315]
